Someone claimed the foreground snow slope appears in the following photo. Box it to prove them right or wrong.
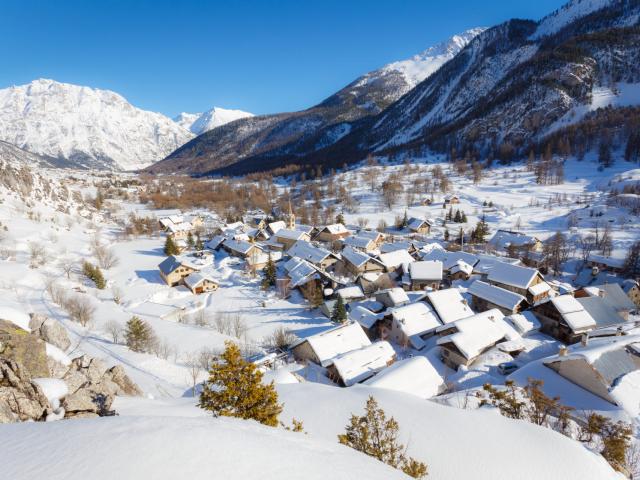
[277,383,619,480]
[0,416,407,480]
[112,382,620,480]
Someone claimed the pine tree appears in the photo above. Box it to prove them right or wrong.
[339,396,428,479]
[454,210,462,223]
[444,228,450,242]
[262,254,277,289]
[164,236,179,256]
[461,212,468,223]
[473,215,489,244]
[125,316,154,353]
[199,341,282,427]
[401,210,408,229]
[195,236,204,251]
[336,213,345,225]
[332,295,347,323]
[187,231,195,249]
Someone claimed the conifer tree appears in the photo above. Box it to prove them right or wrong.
[454,210,462,223]
[82,261,106,289]
[125,316,155,353]
[339,396,427,479]
[461,212,468,223]
[332,295,347,323]
[444,228,450,242]
[195,235,204,251]
[199,341,282,427]
[262,254,277,289]
[336,212,345,225]
[187,231,195,249]
[401,210,409,229]
[164,236,179,256]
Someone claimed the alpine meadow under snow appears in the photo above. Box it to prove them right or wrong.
[1,0,640,479]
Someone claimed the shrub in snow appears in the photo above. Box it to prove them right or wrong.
[199,341,282,427]
[82,261,106,289]
[338,396,427,479]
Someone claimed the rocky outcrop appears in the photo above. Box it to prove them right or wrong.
[0,319,49,378]
[0,359,51,423]
[29,313,71,351]
[62,355,142,418]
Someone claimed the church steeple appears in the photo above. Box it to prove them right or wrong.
[285,198,295,230]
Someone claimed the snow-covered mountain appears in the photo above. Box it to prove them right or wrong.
[0,79,194,171]
[148,28,483,174]
[210,0,640,176]
[347,28,485,100]
[173,112,201,131]
[173,108,253,135]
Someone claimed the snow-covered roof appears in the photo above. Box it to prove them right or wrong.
[390,302,442,348]
[364,356,444,399]
[487,262,539,289]
[407,217,431,231]
[321,223,350,235]
[376,287,410,307]
[529,282,551,296]
[166,221,194,233]
[506,311,541,335]
[357,230,384,241]
[437,309,519,360]
[489,230,540,249]
[224,238,259,255]
[409,260,443,281]
[341,246,379,269]
[158,255,189,275]
[450,259,473,276]
[378,249,415,270]
[426,288,474,324]
[588,254,625,269]
[421,248,478,270]
[379,241,419,254]
[473,253,521,275]
[576,297,625,329]
[183,272,217,290]
[205,235,225,250]
[349,306,384,329]
[582,283,636,312]
[276,229,308,241]
[267,220,286,234]
[337,286,365,301]
[468,280,526,311]
[551,295,596,332]
[343,235,375,250]
[286,258,318,287]
[287,240,332,265]
[331,341,396,386]
[301,322,372,367]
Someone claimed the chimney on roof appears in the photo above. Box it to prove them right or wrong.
[559,346,568,357]
[581,334,589,347]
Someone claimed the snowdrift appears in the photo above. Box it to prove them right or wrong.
[0,415,407,480]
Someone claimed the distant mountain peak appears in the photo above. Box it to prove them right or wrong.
[352,27,485,95]
[188,107,254,135]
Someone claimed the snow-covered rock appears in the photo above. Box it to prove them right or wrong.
[0,79,194,170]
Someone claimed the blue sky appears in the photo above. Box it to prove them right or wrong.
[1,0,567,117]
